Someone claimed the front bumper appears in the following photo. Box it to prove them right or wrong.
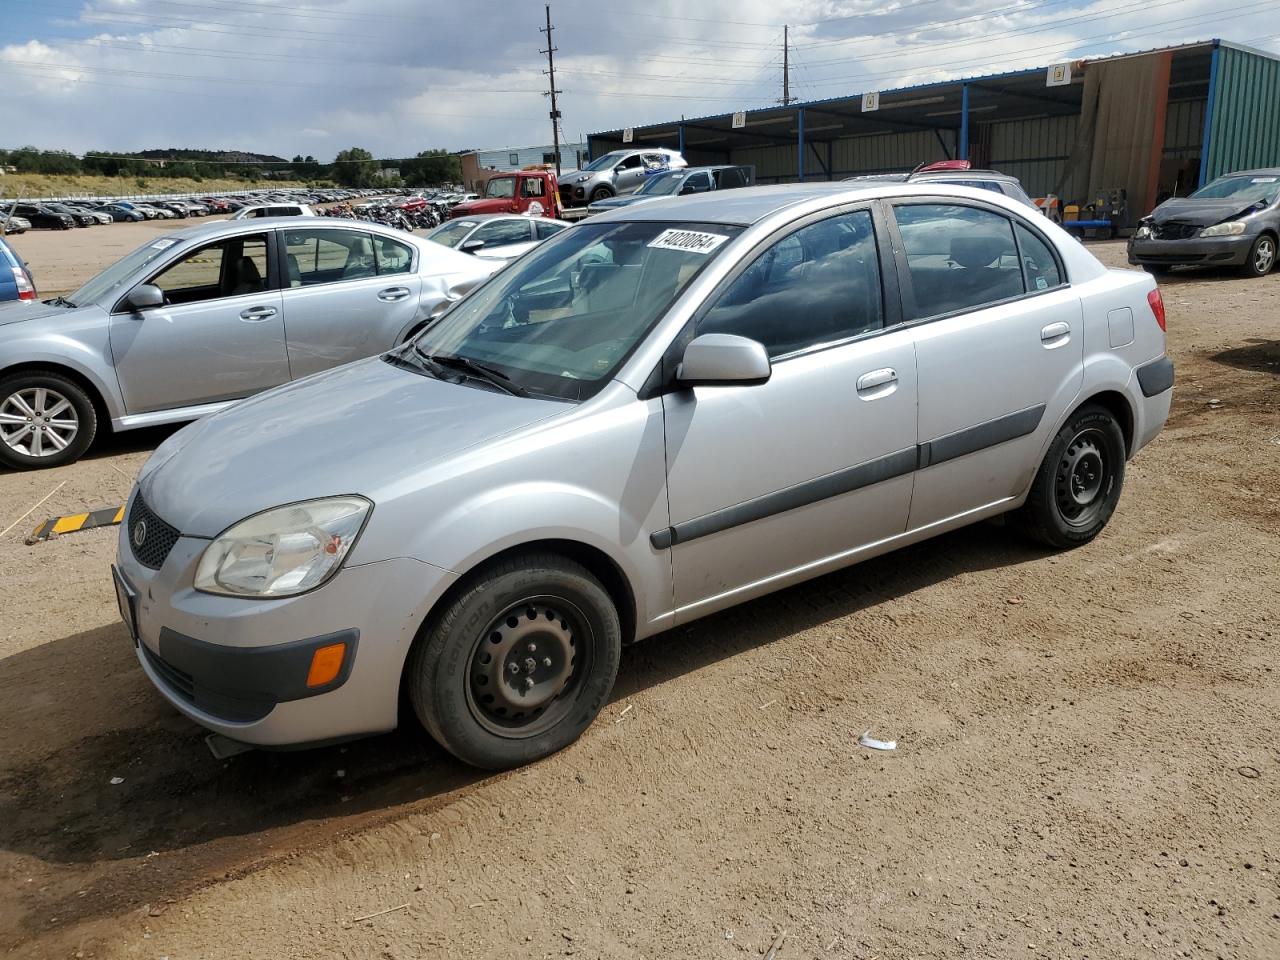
[115,500,457,746]
[1127,234,1253,267]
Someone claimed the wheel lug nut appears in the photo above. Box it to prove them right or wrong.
[523,677,534,690]
[524,657,537,673]
[542,657,552,668]
[508,662,520,675]
[526,642,537,653]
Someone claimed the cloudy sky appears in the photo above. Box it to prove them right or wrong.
[2,0,1277,161]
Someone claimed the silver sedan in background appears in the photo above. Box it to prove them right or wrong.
[0,218,499,469]
[424,213,570,262]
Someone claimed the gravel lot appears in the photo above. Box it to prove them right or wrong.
[0,243,1276,960]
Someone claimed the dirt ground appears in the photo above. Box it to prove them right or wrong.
[0,243,1277,960]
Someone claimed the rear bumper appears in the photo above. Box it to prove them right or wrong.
[1127,235,1253,267]
[1131,356,1174,456]
[1135,355,1175,398]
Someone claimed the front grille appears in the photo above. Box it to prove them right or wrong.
[1151,222,1201,241]
[127,494,181,570]
[141,644,195,702]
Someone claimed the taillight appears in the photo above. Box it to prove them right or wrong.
[1147,287,1166,332]
[12,267,36,302]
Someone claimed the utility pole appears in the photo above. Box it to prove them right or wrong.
[541,4,563,176]
[781,25,792,106]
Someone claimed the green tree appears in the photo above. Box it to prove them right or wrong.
[332,146,376,187]
[401,149,460,186]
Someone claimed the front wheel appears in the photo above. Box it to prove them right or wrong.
[589,186,613,203]
[1241,234,1276,278]
[407,552,622,769]
[0,372,98,470]
[1013,404,1126,549]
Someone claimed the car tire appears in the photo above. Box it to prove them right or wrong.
[0,371,98,470]
[1013,403,1126,550]
[1241,234,1277,278]
[589,186,613,203]
[407,552,622,770]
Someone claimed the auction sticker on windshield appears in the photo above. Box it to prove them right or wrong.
[648,229,730,254]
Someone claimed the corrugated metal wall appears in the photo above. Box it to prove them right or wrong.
[726,129,954,183]
[1164,98,1206,156]
[1205,45,1280,180]
[985,115,1079,199]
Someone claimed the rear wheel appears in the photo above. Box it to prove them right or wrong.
[1241,234,1276,278]
[0,372,98,470]
[1014,404,1126,549]
[407,552,621,770]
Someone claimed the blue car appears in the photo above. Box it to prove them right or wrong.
[0,237,37,302]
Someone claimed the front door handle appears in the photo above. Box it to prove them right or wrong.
[378,287,412,302]
[1040,321,1071,346]
[239,306,277,322]
[857,367,898,392]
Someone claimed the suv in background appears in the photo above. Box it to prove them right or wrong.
[588,165,755,214]
[847,161,1037,209]
[558,147,688,207]
[229,203,315,220]
[4,203,75,230]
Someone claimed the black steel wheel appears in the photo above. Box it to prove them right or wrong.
[589,186,613,203]
[1014,403,1126,549]
[407,552,621,769]
[1241,234,1277,278]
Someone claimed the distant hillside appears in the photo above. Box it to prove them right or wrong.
[133,148,290,165]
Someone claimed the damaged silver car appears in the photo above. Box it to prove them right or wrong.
[1128,168,1280,277]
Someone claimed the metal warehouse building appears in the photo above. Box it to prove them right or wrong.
[588,39,1280,223]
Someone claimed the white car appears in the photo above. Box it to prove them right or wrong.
[230,203,315,220]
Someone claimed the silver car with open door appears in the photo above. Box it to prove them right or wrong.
[113,183,1173,769]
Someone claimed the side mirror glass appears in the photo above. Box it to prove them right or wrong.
[124,284,164,312]
[461,239,486,253]
[677,333,771,387]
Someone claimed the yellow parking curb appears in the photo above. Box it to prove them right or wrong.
[27,505,125,545]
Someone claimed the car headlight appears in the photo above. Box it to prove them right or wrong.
[1133,224,1152,240]
[195,497,371,598]
[1200,221,1247,238]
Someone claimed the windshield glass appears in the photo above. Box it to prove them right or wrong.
[485,177,516,199]
[638,171,690,196]
[583,151,628,172]
[410,220,742,401]
[67,236,186,306]
[426,220,478,248]
[1189,175,1280,204]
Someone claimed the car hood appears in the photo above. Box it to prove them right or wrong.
[139,355,567,538]
[558,171,599,187]
[1148,197,1265,226]
[451,199,513,217]
[0,300,83,327]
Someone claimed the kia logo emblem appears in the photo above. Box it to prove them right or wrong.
[132,521,147,547]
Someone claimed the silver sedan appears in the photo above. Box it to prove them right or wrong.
[0,218,498,469]
[423,213,570,262]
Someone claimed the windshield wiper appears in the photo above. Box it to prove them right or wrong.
[414,349,529,397]
[43,296,76,308]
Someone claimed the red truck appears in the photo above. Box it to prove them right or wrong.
[450,170,562,220]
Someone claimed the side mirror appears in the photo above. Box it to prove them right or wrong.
[677,333,771,387]
[461,239,486,253]
[124,284,164,312]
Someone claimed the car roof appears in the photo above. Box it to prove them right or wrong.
[1214,168,1280,178]
[150,215,402,245]
[912,169,1016,181]
[445,214,570,226]
[589,180,1043,226]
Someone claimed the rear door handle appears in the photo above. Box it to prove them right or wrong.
[378,286,412,302]
[1040,321,1071,346]
[856,368,898,392]
[239,306,277,322]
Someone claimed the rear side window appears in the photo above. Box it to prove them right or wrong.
[283,228,375,285]
[1014,223,1063,291]
[894,204,1023,318]
[373,235,414,275]
[699,210,883,358]
[535,220,567,240]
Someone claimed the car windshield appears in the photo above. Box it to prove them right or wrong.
[637,171,690,196]
[426,220,478,248]
[1189,175,1280,204]
[582,151,628,172]
[67,236,186,306]
[409,220,742,402]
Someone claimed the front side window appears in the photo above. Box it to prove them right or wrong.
[409,220,742,401]
[148,234,270,305]
[485,178,517,199]
[894,203,1022,318]
[616,154,643,171]
[282,228,375,286]
[521,177,545,198]
[680,173,713,194]
[699,210,883,358]
[473,219,534,247]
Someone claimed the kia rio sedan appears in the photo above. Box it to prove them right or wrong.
[114,183,1174,769]
[0,218,498,469]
